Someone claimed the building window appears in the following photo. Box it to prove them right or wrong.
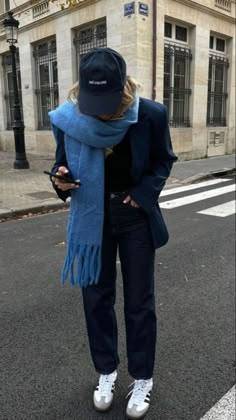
[2,51,23,130]
[165,22,172,38]
[216,38,225,52]
[207,35,228,126]
[164,22,188,44]
[175,25,187,42]
[210,35,226,52]
[164,22,192,127]
[74,21,107,78]
[210,36,214,49]
[5,0,10,11]
[207,55,229,126]
[33,39,58,130]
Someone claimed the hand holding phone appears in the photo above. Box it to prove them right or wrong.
[44,166,81,192]
[44,171,81,186]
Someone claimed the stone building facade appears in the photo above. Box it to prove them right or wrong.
[0,0,235,159]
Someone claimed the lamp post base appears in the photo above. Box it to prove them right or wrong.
[14,158,30,169]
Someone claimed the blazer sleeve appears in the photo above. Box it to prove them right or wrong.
[129,106,177,213]
[51,125,71,202]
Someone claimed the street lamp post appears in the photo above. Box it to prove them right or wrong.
[3,11,29,169]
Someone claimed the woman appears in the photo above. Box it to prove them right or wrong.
[49,47,177,419]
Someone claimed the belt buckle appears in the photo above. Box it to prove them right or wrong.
[110,191,127,199]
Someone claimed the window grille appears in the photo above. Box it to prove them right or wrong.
[2,51,23,130]
[207,55,229,126]
[164,44,192,127]
[74,21,107,78]
[33,39,58,130]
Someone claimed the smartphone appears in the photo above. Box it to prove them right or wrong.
[43,170,81,186]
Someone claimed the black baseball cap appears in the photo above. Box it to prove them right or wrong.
[79,48,127,115]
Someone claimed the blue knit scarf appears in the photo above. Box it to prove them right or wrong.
[49,97,139,287]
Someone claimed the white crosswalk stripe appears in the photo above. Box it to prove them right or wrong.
[161,178,231,197]
[160,184,235,209]
[160,178,235,218]
[199,385,235,420]
[198,200,235,218]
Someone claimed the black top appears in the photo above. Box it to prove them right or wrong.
[105,134,132,192]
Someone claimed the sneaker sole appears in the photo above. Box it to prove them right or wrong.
[93,400,113,413]
[126,408,149,419]
[126,414,147,420]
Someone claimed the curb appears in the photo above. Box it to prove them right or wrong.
[179,168,235,185]
[0,202,69,222]
[208,168,235,177]
[0,168,235,222]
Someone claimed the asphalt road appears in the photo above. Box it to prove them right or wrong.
[0,177,235,420]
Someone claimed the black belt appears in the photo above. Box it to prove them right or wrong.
[105,191,128,199]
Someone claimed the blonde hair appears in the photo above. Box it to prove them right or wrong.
[68,76,140,157]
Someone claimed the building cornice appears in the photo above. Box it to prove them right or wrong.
[172,0,236,23]
[0,0,101,40]
[1,0,100,16]
[0,0,235,43]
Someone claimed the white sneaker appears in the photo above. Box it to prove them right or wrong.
[126,378,153,419]
[93,370,117,412]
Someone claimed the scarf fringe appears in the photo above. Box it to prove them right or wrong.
[61,244,102,288]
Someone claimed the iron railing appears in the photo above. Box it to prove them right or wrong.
[33,39,58,130]
[164,44,192,127]
[74,22,107,77]
[207,54,229,126]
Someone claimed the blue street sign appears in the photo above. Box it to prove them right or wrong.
[139,2,149,16]
[124,2,135,16]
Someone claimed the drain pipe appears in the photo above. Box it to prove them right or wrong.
[152,0,157,101]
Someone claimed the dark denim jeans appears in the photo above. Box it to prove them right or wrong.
[82,192,157,380]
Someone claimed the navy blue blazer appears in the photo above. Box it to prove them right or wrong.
[51,98,178,249]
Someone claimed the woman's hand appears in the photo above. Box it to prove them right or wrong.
[123,195,140,208]
[52,166,80,191]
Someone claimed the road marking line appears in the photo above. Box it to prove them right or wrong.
[198,200,236,217]
[161,178,231,197]
[199,385,236,420]
[160,184,235,209]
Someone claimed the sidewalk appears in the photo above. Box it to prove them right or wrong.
[0,151,235,221]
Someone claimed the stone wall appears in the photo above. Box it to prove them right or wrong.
[0,0,235,159]
[157,0,235,159]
